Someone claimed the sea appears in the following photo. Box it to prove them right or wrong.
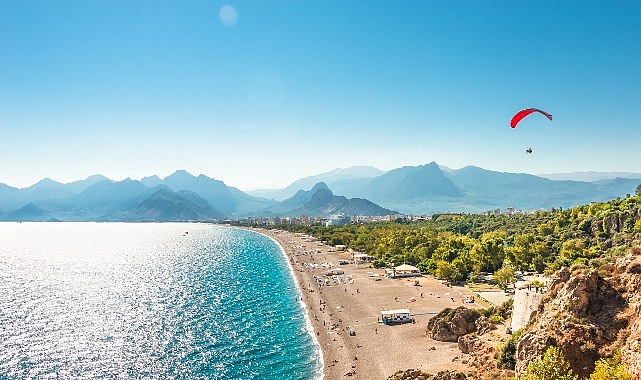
[0,222,323,379]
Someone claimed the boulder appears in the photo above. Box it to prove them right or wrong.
[427,307,480,342]
[458,333,480,354]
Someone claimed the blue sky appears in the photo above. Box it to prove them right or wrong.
[1,1,640,190]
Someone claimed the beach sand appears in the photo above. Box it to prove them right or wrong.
[257,228,487,380]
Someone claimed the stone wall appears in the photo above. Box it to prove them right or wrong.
[510,287,545,332]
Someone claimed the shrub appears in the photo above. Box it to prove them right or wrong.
[489,315,505,324]
[497,329,523,370]
[589,354,631,380]
[520,346,577,380]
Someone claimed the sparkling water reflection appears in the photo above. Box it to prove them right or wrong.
[0,223,321,379]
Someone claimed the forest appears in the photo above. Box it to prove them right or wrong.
[275,186,641,286]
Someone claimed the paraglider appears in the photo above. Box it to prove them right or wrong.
[510,108,552,155]
[510,108,552,129]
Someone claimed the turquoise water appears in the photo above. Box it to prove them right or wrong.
[0,223,322,379]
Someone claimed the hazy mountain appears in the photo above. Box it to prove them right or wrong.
[285,183,397,217]
[433,166,640,214]
[363,162,462,203]
[593,177,641,196]
[539,171,641,181]
[118,188,225,221]
[73,179,150,211]
[65,174,110,193]
[6,203,48,222]
[141,175,163,187]
[150,170,274,217]
[1,163,639,220]
[25,178,73,198]
[262,182,332,216]
[226,187,277,216]
[0,171,274,221]
[161,170,237,213]
[0,183,24,210]
[247,166,385,201]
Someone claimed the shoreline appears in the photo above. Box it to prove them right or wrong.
[253,227,484,380]
[261,230,326,380]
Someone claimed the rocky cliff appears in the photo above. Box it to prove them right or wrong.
[514,249,641,379]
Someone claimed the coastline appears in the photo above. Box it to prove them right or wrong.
[253,227,484,380]
[261,229,326,380]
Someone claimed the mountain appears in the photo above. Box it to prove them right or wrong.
[119,188,225,221]
[6,202,48,222]
[441,166,640,213]
[1,163,639,220]
[227,187,277,216]
[273,163,640,215]
[24,178,74,200]
[140,175,163,187]
[65,174,110,193]
[161,170,238,213]
[283,183,397,217]
[0,171,275,221]
[0,183,23,211]
[364,162,462,202]
[538,171,641,181]
[149,170,274,216]
[247,166,385,201]
[262,182,332,216]
[73,178,150,212]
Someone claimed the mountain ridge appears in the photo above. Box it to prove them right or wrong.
[1,164,640,220]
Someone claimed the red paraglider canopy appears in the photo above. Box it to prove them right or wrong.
[510,108,553,128]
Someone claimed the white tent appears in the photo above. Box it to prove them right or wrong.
[395,264,419,272]
[393,264,420,277]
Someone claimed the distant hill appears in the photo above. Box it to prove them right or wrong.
[251,163,641,215]
[0,171,392,221]
[281,183,397,217]
[1,164,639,220]
[538,171,641,181]
[118,188,225,221]
[247,166,385,201]
[363,162,462,202]
[0,173,239,222]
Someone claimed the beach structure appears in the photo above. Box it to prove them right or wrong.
[380,309,413,325]
[353,253,371,264]
[326,268,344,276]
[392,264,421,278]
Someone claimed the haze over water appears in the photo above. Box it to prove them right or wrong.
[0,223,321,379]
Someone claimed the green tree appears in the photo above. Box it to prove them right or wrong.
[531,279,545,293]
[589,354,631,380]
[521,346,578,380]
[435,260,461,282]
[560,238,586,262]
[507,233,536,270]
[494,261,516,290]
[636,183,641,197]
[470,231,505,272]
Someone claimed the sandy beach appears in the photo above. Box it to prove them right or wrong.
[256,228,487,380]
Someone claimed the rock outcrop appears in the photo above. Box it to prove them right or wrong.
[457,334,481,354]
[514,250,641,379]
[426,307,480,342]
